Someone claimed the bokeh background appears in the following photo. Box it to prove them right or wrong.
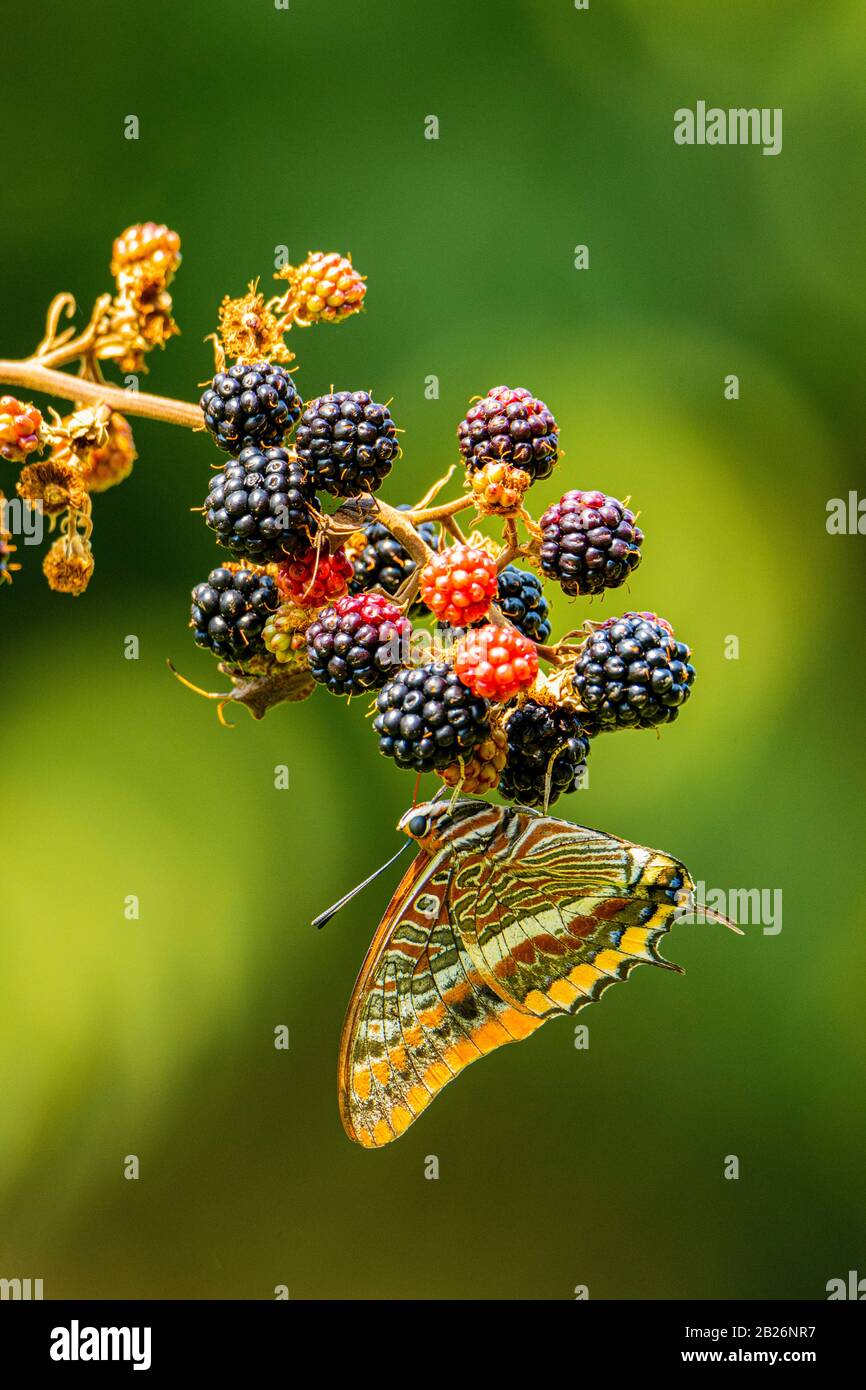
[1,0,864,1300]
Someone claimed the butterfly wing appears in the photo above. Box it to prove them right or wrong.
[462,810,690,1019]
[339,808,692,1148]
[338,848,541,1149]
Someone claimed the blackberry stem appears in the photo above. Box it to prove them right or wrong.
[0,356,202,430]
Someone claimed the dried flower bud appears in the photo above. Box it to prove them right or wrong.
[75,412,136,493]
[43,534,94,596]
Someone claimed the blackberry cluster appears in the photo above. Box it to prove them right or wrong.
[496,565,551,643]
[200,362,302,455]
[295,391,399,497]
[539,490,643,597]
[572,612,695,730]
[350,507,438,603]
[203,445,319,561]
[190,566,279,662]
[306,595,411,697]
[374,661,490,772]
[499,701,591,809]
[457,386,559,482]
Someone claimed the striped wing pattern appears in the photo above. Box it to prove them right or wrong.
[339,803,692,1148]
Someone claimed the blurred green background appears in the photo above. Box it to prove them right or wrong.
[1,0,864,1300]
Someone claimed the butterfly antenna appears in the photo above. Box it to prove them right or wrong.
[703,906,744,935]
[312,841,410,929]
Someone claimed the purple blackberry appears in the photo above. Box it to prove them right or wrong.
[349,505,438,608]
[457,385,559,482]
[572,612,695,730]
[203,445,319,561]
[539,490,643,597]
[373,661,490,772]
[306,595,412,697]
[499,700,591,809]
[200,362,302,455]
[190,566,279,662]
[295,390,400,497]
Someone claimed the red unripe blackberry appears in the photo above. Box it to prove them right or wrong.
[499,700,591,809]
[454,623,539,702]
[276,545,353,606]
[295,390,399,497]
[457,385,559,482]
[190,566,279,662]
[204,445,319,561]
[200,362,302,455]
[419,543,499,626]
[572,611,695,730]
[539,489,643,596]
[373,661,491,772]
[306,594,412,696]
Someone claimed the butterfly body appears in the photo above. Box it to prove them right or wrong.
[339,799,692,1148]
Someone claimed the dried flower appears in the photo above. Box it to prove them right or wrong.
[18,457,86,516]
[43,533,94,596]
[217,283,295,364]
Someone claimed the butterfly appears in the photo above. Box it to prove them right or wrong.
[321,797,733,1149]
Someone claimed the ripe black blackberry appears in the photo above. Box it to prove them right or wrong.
[306,595,412,697]
[373,661,490,772]
[499,700,591,809]
[200,362,302,455]
[539,490,643,597]
[190,566,279,662]
[203,445,319,561]
[572,612,695,730]
[457,385,559,482]
[294,390,399,496]
[496,565,551,643]
[349,506,438,604]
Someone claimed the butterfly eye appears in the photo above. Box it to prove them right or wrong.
[407,814,430,839]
